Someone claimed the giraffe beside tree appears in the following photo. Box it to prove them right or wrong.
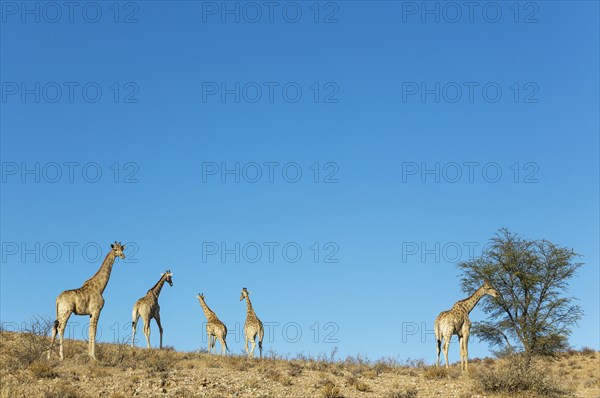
[131,270,173,349]
[240,287,264,358]
[196,293,228,355]
[47,241,126,360]
[434,280,499,371]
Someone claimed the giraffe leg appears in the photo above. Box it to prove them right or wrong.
[443,334,450,368]
[458,335,463,370]
[154,312,164,350]
[58,321,67,360]
[143,318,151,349]
[131,308,140,348]
[244,337,250,357]
[463,331,470,372]
[48,320,58,360]
[131,317,138,348]
[249,338,256,358]
[89,314,99,360]
[219,335,226,355]
[57,310,73,360]
[436,338,442,366]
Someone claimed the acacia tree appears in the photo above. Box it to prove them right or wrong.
[459,229,583,355]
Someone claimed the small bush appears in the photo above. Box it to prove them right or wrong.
[320,382,343,398]
[403,358,426,368]
[29,361,58,379]
[5,317,53,369]
[43,383,82,398]
[579,347,596,357]
[384,386,418,398]
[422,366,449,380]
[473,355,571,398]
[354,381,370,392]
[288,362,303,377]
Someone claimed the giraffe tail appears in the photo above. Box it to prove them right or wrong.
[434,317,442,343]
[51,300,59,336]
[258,328,264,358]
[131,305,140,328]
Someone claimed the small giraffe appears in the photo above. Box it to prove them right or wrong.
[131,270,173,349]
[48,241,126,360]
[434,280,499,371]
[196,293,228,355]
[240,287,264,358]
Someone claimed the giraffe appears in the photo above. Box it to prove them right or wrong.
[131,270,173,349]
[196,293,228,355]
[240,287,264,358]
[47,241,126,360]
[434,280,499,371]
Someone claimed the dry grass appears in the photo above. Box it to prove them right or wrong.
[0,330,597,398]
[320,381,343,398]
[422,365,461,380]
[472,354,574,397]
[383,386,418,398]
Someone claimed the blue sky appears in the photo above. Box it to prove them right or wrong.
[1,1,598,363]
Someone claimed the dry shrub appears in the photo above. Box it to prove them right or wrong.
[288,362,303,377]
[97,338,129,367]
[362,369,378,379]
[473,355,572,398]
[354,381,370,392]
[320,382,343,398]
[3,318,53,370]
[244,378,261,389]
[263,367,282,381]
[43,382,82,398]
[144,348,178,373]
[29,361,58,378]
[422,366,450,380]
[578,347,596,357]
[383,386,418,398]
[403,358,426,368]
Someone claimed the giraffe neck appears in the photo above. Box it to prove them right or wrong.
[198,299,216,320]
[83,251,117,294]
[460,285,487,314]
[245,297,256,317]
[148,275,167,299]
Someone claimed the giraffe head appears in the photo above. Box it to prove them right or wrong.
[161,270,174,286]
[482,280,499,299]
[197,293,205,302]
[240,287,250,301]
[110,241,126,259]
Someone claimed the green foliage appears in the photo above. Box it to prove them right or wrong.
[459,229,583,355]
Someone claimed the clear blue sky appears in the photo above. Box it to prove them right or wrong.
[1,1,598,363]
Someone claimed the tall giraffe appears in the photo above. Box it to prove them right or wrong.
[434,280,499,371]
[47,241,126,360]
[196,293,228,355]
[240,287,264,358]
[131,270,173,349]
